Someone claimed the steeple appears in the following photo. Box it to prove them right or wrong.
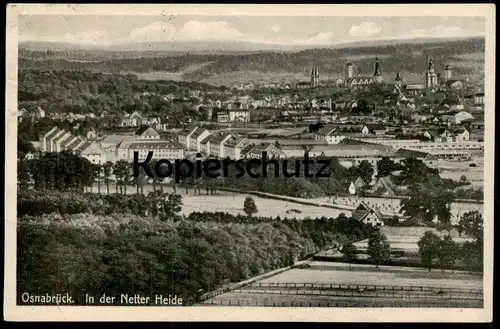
[310,66,319,88]
[425,57,438,88]
[428,58,435,72]
[373,56,383,83]
[395,69,403,88]
[373,56,381,77]
[395,69,402,81]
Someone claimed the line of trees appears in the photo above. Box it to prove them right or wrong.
[418,210,483,273]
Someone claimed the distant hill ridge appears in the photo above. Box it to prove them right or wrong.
[19,37,485,86]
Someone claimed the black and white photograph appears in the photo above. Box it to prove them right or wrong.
[4,4,494,322]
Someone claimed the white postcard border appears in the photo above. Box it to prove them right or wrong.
[4,3,495,322]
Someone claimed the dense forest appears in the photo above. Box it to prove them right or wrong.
[17,188,371,305]
[19,37,485,85]
[18,69,222,120]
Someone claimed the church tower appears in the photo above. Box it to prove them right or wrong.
[310,66,319,88]
[444,64,452,81]
[395,69,403,88]
[425,58,438,88]
[345,62,353,84]
[373,56,383,83]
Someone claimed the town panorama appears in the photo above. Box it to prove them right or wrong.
[13,11,488,315]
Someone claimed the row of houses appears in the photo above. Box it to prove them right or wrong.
[39,127,106,164]
[177,126,439,171]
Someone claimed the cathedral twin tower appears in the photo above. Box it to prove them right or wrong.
[310,56,452,89]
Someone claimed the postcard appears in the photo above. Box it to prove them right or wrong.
[4,3,494,322]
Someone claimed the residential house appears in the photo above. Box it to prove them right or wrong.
[246,143,286,160]
[134,126,161,140]
[51,130,74,152]
[315,124,346,144]
[423,130,443,142]
[86,127,98,140]
[210,133,233,158]
[23,152,36,161]
[223,137,250,160]
[216,110,230,123]
[35,106,45,119]
[121,111,147,127]
[228,109,250,122]
[455,127,470,142]
[200,135,216,155]
[351,202,385,227]
[188,127,211,152]
[361,124,386,136]
[39,127,58,152]
[474,93,485,106]
[76,142,107,165]
[177,127,197,149]
[348,177,366,195]
[368,176,397,197]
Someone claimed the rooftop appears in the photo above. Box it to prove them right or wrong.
[134,126,159,136]
[128,142,182,150]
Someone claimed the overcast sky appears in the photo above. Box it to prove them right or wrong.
[19,16,485,46]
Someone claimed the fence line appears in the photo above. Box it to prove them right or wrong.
[231,288,482,301]
[203,299,482,308]
[246,282,483,295]
[198,260,312,303]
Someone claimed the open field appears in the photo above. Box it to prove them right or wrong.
[202,262,483,307]
[258,262,482,289]
[88,184,350,218]
[181,194,350,219]
[89,183,481,221]
[352,226,475,253]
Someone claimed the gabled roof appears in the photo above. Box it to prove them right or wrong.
[240,144,255,155]
[212,133,232,143]
[189,127,209,139]
[66,137,85,151]
[134,126,158,136]
[425,154,438,161]
[61,135,78,148]
[178,127,197,137]
[45,128,64,141]
[74,141,92,155]
[317,124,338,136]
[352,202,384,222]
[200,135,217,145]
[424,130,441,138]
[224,136,247,147]
[52,131,73,145]
[370,176,397,196]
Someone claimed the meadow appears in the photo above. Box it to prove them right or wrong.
[202,261,483,308]
[257,262,482,289]
[181,194,350,219]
